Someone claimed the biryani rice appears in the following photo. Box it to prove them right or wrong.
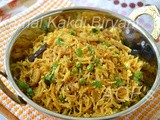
[11,25,149,117]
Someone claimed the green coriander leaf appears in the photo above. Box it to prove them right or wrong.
[42,20,50,33]
[94,58,100,64]
[50,74,55,80]
[51,61,59,70]
[44,73,55,85]
[132,71,143,83]
[98,66,102,70]
[56,38,63,45]
[115,77,124,86]
[92,81,102,88]
[87,46,95,54]
[70,30,75,35]
[92,28,98,33]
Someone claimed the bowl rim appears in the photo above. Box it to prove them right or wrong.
[4,6,160,120]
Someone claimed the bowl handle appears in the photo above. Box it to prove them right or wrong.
[129,6,160,40]
[0,69,26,104]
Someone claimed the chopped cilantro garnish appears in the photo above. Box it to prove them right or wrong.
[44,62,58,85]
[97,40,104,44]
[92,81,102,88]
[92,28,98,33]
[98,66,102,70]
[132,71,143,83]
[42,20,50,33]
[87,46,95,54]
[70,30,75,35]
[44,74,55,85]
[115,77,124,86]
[94,58,100,64]
[51,61,59,70]
[56,38,63,45]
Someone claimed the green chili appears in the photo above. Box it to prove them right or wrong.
[16,80,29,90]
[16,80,34,98]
